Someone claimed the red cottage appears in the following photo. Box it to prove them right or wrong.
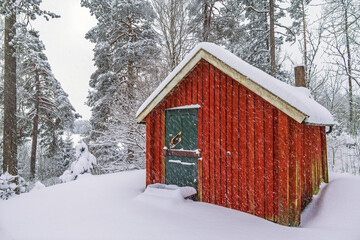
[136,43,334,226]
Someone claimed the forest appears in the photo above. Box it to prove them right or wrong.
[0,0,359,196]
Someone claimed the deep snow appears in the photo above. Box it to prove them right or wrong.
[0,171,359,240]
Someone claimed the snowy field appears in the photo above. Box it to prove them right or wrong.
[0,170,359,240]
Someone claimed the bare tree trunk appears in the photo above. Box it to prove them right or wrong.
[343,0,353,124]
[126,14,135,163]
[30,72,40,180]
[269,0,276,77]
[3,1,17,176]
[202,2,210,41]
[301,0,308,87]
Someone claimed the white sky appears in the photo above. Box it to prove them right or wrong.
[33,0,96,120]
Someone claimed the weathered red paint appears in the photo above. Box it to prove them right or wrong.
[232,82,239,210]
[220,72,227,207]
[239,85,247,213]
[254,95,265,218]
[214,68,221,205]
[246,90,255,215]
[145,59,329,226]
[226,76,233,208]
[209,65,215,204]
[264,102,274,221]
[202,62,210,203]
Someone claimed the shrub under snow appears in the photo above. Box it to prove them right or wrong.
[31,181,46,192]
[60,142,97,183]
[0,172,27,200]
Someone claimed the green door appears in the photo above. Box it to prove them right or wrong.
[165,108,198,190]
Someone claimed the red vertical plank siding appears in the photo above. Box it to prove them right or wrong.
[310,127,316,195]
[197,64,203,202]
[318,127,323,185]
[226,77,233,208]
[202,62,210,203]
[153,110,160,183]
[177,84,182,106]
[289,119,301,226]
[220,72,227,207]
[273,108,279,222]
[146,115,152,186]
[182,79,186,106]
[192,68,198,104]
[239,85,247,212]
[264,102,274,221]
[305,125,313,207]
[246,90,255,215]
[321,126,329,183]
[232,82,239,210]
[209,65,216,203]
[277,111,289,226]
[313,126,321,191]
[300,125,306,209]
[186,76,192,105]
[296,122,303,217]
[289,119,296,224]
[254,95,265,218]
[160,107,165,183]
[214,69,221,205]
[151,113,156,184]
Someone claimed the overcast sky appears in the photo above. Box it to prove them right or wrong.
[33,0,97,120]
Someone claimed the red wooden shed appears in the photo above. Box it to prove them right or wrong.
[136,43,335,226]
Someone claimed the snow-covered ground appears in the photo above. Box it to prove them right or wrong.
[0,170,359,240]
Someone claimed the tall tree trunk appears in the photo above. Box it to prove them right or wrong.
[343,0,353,125]
[202,2,210,41]
[30,72,40,180]
[269,0,276,77]
[126,14,135,163]
[3,1,17,176]
[301,0,308,87]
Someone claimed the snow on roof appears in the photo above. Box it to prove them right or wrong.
[136,42,334,126]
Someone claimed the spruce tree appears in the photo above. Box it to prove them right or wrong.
[16,29,76,180]
[82,0,159,171]
[0,0,58,176]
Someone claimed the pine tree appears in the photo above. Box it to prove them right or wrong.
[82,0,159,171]
[0,0,58,176]
[216,0,293,77]
[57,132,75,176]
[16,28,76,180]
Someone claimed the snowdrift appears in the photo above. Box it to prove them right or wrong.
[0,170,359,240]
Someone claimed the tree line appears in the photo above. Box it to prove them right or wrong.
[82,0,359,174]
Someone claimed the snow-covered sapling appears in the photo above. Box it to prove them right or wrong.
[0,172,28,200]
[60,142,97,183]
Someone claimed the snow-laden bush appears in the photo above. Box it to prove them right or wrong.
[0,172,28,200]
[31,181,46,192]
[60,142,97,183]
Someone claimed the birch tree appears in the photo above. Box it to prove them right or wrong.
[322,0,360,134]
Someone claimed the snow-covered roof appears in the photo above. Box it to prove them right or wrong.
[136,42,334,126]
